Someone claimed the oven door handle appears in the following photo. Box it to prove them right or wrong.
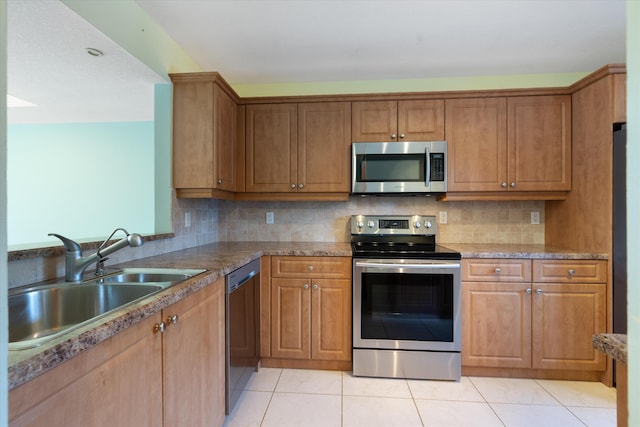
[355,261,460,269]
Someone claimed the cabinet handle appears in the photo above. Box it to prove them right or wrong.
[217,179,223,184]
[303,284,309,289]
[391,133,397,139]
[501,182,507,188]
[494,268,501,274]
[510,182,516,188]
[568,268,576,276]
[298,183,304,189]
[526,288,532,294]
[399,133,405,139]
[166,314,179,325]
[313,284,319,289]
[307,265,314,271]
[153,322,166,334]
[290,184,296,189]
[536,289,543,295]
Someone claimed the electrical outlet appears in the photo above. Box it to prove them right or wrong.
[185,212,191,228]
[266,211,274,224]
[439,211,448,224]
[531,211,540,225]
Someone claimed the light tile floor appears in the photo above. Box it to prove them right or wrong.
[223,368,617,427]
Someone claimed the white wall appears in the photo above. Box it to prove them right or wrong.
[626,2,638,425]
[1,0,9,423]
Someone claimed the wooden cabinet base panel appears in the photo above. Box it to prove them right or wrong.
[235,192,349,201]
[462,366,602,381]
[438,191,568,202]
[176,188,236,200]
[261,358,352,371]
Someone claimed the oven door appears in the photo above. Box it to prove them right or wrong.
[353,258,461,352]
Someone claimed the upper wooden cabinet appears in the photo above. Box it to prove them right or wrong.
[171,73,239,198]
[445,95,571,195]
[244,102,351,196]
[352,100,444,142]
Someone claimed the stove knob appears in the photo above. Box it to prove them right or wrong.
[367,220,375,228]
[357,221,364,228]
[414,221,422,228]
[425,221,433,228]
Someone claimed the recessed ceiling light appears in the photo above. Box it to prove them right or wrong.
[7,94,37,108]
[86,48,103,57]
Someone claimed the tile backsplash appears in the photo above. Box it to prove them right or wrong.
[218,197,544,244]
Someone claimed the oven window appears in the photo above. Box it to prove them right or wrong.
[356,154,425,182]
[360,272,454,342]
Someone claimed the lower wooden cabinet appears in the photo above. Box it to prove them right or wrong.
[9,278,226,427]
[462,259,606,376]
[268,256,352,364]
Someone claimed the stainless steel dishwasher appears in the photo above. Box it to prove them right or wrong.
[226,258,261,415]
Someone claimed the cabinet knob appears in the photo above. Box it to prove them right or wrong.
[298,183,304,189]
[510,182,516,188]
[166,314,179,325]
[568,268,576,276]
[217,179,223,184]
[494,268,501,274]
[399,133,405,139]
[307,265,314,271]
[536,289,543,295]
[526,288,532,294]
[290,184,296,189]
[303,284,309,289]
[313,284,319,290]
[391,133,397,139]
[153,322,166,334]
[501,182,507,188]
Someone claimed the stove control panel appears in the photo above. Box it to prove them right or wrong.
[351,215,438,235]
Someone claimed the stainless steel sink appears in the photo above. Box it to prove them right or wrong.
[8,267,206,350]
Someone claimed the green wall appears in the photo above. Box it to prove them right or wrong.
[7,121,155,247]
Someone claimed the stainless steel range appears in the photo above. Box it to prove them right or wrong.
[351,215,462,381]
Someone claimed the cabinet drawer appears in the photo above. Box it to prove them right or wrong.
[462,259,531,282]
[532,260,607,283]
[271,256,351,279]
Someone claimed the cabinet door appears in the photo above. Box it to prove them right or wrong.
[507,95,571,191]
[245,104,297,192]
[311,278,352,361]
[531,283,606,371]
[214,86,238,191]
[462,282,531,368]
[10,315,163,427]
[298,102,351,192]
[173,81,215,189]
[352,100,398,142]
[445,98,508,191]
[163,278,225,427]
[397,99,445,140]
[271,277,311,359]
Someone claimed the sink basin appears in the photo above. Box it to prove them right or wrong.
[8,267,206,350]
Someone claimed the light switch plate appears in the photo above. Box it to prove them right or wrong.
[266,211,274,224]
[185,212,191,228]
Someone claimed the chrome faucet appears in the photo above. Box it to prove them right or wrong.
[49,228,144,283]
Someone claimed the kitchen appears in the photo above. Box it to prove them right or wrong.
[1,1,639,427]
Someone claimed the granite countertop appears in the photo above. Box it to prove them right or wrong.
[592,333,627,364]
[8,241,351,391]
[445,243,608,260]
[8,240,604,391]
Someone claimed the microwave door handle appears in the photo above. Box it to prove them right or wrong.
[425,147,431,188]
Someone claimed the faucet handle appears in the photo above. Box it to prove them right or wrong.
[49,233,82,253]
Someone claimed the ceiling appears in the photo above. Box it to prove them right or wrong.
[6,0,627,124]
[136,0,627,84]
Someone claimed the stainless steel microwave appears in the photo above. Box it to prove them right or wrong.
[352,141,447,194]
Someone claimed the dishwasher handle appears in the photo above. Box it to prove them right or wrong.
[227,259,261,294]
